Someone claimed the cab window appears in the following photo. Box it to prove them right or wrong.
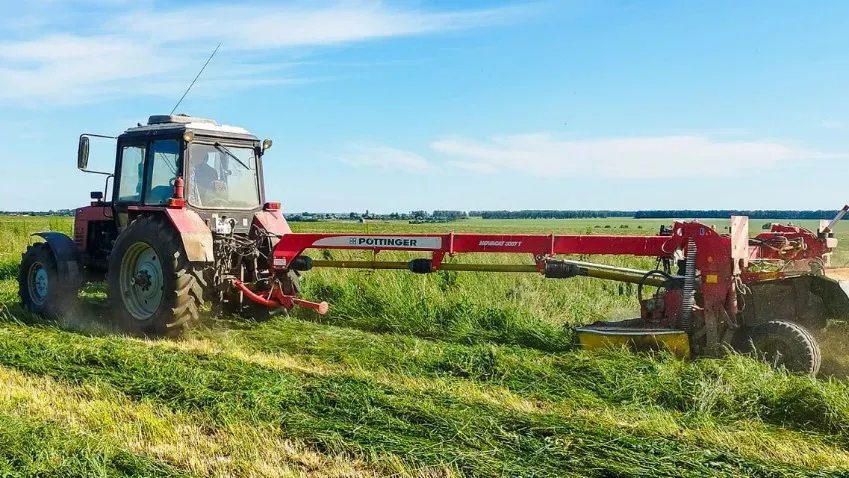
[117,145,146,202]
[145,140,180,205]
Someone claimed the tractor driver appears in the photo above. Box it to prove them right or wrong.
[189,147,220,205]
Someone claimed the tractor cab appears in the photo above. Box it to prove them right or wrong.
[78,114,274,234]
[16,114,295,337]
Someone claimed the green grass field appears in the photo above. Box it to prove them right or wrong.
[1,215,849,477]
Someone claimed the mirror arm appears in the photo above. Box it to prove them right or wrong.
[78,133,118,174]
[81,168,113,176]
[103,174,113,198]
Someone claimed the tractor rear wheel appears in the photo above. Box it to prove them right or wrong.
[747,320,821,375]
[18,243,75,317]
[107,215,204,338]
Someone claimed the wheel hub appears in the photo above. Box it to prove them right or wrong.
[131,271,152,290]
[119,242,164,320]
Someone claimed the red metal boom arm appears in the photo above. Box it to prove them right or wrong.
[272,232,675,271]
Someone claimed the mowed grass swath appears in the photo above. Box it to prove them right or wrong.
[2,215,849,476]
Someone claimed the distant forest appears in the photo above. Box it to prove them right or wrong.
[470,210,633,219]
[470,210,845,220]
[633,210,844,220]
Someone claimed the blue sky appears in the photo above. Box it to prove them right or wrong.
[1,0,847,213]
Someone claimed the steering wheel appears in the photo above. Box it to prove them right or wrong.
[204,198,229,207]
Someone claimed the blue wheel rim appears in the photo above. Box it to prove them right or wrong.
[27,262,48,306]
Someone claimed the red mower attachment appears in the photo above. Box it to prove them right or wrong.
[245,209,849,375]
[229,278,328,315]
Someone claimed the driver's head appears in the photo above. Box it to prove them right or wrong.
[191,148,211,167]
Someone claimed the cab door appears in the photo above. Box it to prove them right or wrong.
[144,139,181,206]
[113,141,148,228]
[113,138,183,228]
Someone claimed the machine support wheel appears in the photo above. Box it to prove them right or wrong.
[107,215,205,337]
[18,243,75,316]
[746,320,821,375]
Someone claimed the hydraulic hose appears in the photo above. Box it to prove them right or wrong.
[637,269,674,303]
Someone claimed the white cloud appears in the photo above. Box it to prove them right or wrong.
[113,3,520,50]
[820,120,843,129]
[340,143,433,172]
[0,1,528,104]
[448,160,499,174]
[431,133,845,179]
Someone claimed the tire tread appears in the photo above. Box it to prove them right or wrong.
[18,243,75,316]
[748,320,821,375]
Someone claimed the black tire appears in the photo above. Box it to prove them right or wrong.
[18,243,75,316]
[747,320,821,375]
[107,215,204,338]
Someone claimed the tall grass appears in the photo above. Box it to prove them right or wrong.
[0,216,74,281]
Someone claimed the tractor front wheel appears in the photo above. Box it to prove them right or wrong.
[746,320,821,375]
[107,215,204,338]
[18,243,75,316]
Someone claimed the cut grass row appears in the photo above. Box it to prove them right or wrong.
[0,320,838,477]
[0,410,188,477]
[2,302,849,475]
[0,365,388,477]
[198,317,849,440]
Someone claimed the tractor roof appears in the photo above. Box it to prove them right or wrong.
[122,114,257,140]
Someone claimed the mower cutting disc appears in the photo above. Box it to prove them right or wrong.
[575,320,690,358]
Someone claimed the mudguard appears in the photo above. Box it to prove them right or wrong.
[33,232,83,286]
[163,208,214,263]
[253,210,292,236]
[811,275,849,320]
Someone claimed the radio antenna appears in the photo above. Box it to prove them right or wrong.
[170,43,221,115]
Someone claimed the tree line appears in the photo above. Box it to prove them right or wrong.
[462,209,846,220]
[633,210,844,220]
[0,209,75,217]
[469,210,636,219]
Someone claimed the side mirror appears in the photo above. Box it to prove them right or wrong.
[77,135,90,170]
[262,138,273,154]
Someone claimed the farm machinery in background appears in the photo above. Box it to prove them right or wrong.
[18,115,849,374]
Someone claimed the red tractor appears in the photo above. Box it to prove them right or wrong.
[18,114,313,337]
[18,114,849,374]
